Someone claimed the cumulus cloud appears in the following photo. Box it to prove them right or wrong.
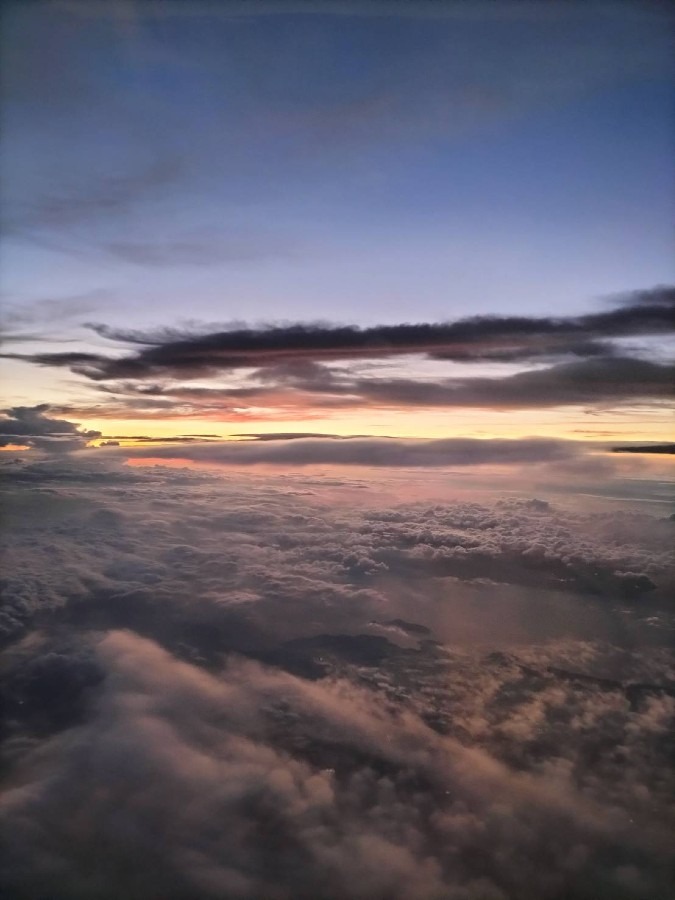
[0,404,100,452]
[2,459,672,648]
[1,461,674,897]
[2,629,674,900]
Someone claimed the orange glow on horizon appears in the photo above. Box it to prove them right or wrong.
[79,404,675,446]
[0,444,30,452]
[126,457,207,469]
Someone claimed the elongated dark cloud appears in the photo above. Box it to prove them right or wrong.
[68,355,675,417]
[351,357,675,410]
[104,435,581,467]
[4,287,674,382]
[613,444,675,455]
[99,434,223,443]
[233,432,368,441]
[0,404,100,452]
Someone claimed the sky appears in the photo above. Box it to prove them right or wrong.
[1,4,675,899]
[1,0,674,448]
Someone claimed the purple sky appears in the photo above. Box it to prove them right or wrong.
[1,0,674,442]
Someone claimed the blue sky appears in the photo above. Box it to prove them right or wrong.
[3,0,673,321]
[1,0,673,440]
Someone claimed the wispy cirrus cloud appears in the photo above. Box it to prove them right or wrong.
[2,160,182,237]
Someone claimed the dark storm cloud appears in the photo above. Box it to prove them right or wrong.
[0,404,100,452]
[5,286,673,387]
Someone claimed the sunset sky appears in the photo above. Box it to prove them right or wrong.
[2,5,675,899]
[1,0,673,452]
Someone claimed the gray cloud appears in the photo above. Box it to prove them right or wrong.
[65,286,675,371]
[99,434,223,443]
[2,459,672,648]
[613,443,675,455]
[350,357,675,410]
[5,290,673,416]
[61,354,673,420]
[2,461,674,897]
[0,404,100,453]
[105,435,583,467]
[233,432,370,441]
[1,626,673,900]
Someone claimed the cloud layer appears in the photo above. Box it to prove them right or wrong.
[3,627,674,900]
[103,434,584,467]
[1,460,674,898]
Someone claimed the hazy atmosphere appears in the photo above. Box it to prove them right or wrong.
[1,2,674,899]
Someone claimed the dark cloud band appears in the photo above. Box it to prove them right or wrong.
[4,286,674,381]
[103,435,582,467]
